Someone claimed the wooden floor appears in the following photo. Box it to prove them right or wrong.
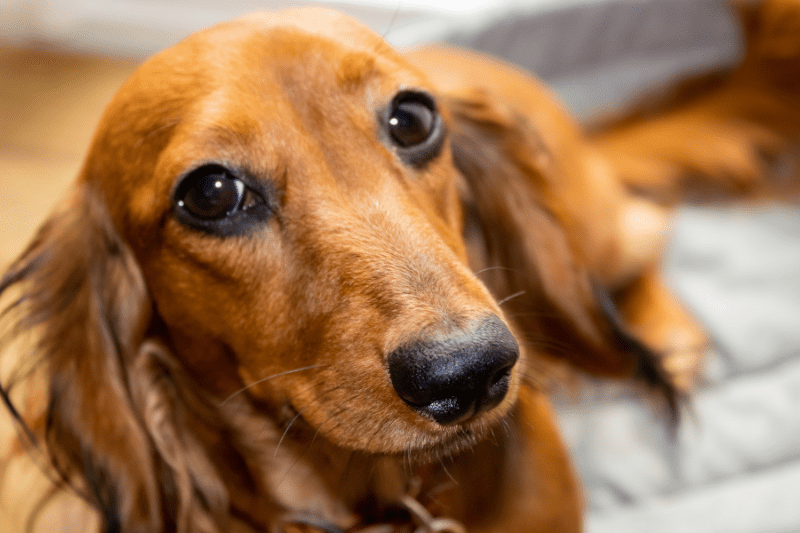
[0,46,138,266]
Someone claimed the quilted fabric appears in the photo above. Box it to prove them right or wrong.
[557,206,800,533]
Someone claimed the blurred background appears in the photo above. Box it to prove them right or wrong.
[1,1,799,532]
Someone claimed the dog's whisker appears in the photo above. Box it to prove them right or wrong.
[219,365,326,405]
[516,371,549,392]
[274,391,365,492]
[502,310,572,321]
[380,2,403,40]
[274,450,309,494]
[133,119,183,149]
[520,333,583,357]
[312,391,363,437]
[273,411,303,460]
[496,290,526,307]
[473,266,524,278]
[487,426,495,447]
[362,415,389,457]
[438,457,458,487]
[499,418,513,441]
[273,384,345,459]
[272,402,345,492]
[337,449,358,488]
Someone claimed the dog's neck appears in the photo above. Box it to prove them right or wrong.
[220,396,499,533]
[219,398,450,532]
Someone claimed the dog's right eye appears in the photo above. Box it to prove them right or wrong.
[174,164,270,235]
[178,167,245,220]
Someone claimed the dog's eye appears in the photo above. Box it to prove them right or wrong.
[179,167,245,220]
[389,98,435,147]
[174,164,270,235]
[385,91,444,166]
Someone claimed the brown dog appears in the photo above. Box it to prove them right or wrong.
[2,2,798,532]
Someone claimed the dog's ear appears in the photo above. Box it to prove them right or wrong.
[0,185,231,532]
[446,92,677,408]
[0,184,158,531]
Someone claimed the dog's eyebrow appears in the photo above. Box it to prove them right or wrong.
[133,119,183,150]
[188,111,265,151]
[336,51,377,89]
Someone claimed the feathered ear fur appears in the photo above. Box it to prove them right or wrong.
[0,185,233,533]
[446,93,677,409]
[0,184,157,531]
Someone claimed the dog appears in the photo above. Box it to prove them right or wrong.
[1,2,798,532]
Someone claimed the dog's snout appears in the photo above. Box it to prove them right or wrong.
[388,317,519,425]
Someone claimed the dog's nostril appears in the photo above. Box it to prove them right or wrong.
[483,367,512,410]
[388,316,519,425]
[424,397,468,425]
[489,365,511,387]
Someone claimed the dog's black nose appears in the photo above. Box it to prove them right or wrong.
[388,316,519,425]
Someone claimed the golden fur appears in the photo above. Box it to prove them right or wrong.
[1,2,798,532]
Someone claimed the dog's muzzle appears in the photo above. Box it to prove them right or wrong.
[388,316,519,425]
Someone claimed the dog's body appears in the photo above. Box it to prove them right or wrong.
[2,2,799,532]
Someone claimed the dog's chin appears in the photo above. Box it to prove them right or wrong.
[283,394,517,464]
[397,415,501,465]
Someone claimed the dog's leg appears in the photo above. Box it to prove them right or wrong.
[594,0,800,204]
[592,0,800,392]
[614,268,708,392]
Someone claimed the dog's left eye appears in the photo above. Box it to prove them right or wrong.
[385,91,444,166]
[174,164,270,234]
[389,98,435,147]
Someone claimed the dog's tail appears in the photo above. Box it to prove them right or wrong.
[593,0,800,204]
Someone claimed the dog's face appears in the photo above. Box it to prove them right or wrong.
[4,6,704,530]
[85,10,519,457]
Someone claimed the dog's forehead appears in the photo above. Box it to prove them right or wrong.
[123,8,423,105]
[190,8,415,82]
[90,9,434,232]
[114,8,431,149]
[241,8,395,53]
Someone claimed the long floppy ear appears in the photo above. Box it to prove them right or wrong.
[0,184,231,533]
[446,92,677,411]
[0,184,158,531]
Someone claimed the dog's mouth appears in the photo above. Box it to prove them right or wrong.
[262,316,521,460]
[277,397,504,464]
[276,377,519,462]
[398,417,498,464]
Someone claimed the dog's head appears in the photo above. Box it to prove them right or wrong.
[87,9,520,452]
[1,9,670,532]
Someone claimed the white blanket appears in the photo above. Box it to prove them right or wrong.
[557,206,800,533]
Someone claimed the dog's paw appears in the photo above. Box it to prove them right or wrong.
[616,271,708,392]
[654,325,708,392]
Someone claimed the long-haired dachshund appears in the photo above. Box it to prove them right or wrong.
[2,1,799,532]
